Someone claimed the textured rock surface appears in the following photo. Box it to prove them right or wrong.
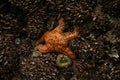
[0,0,120,80]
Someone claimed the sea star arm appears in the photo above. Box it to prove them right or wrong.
[36,44,51,53]
[64,27,79,41]
[54,18,65,32]
[36,31,50,45]
[36,35,45,45]
[62,47,76,59]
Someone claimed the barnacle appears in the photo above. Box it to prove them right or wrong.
[56,54,72,67]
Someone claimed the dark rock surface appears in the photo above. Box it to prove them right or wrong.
[0,0,120,80]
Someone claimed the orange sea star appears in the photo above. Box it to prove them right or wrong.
[36,18,79,59]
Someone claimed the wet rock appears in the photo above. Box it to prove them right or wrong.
[20,53,58,80]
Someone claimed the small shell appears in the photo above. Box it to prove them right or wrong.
[32,50,41,57]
